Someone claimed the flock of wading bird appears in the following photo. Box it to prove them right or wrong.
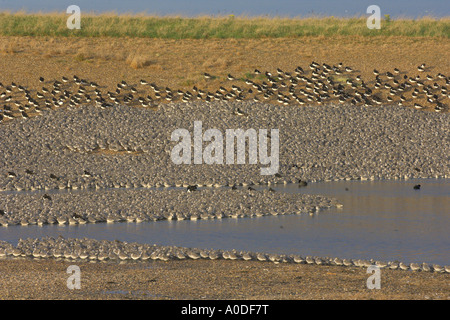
[0,61,448,123]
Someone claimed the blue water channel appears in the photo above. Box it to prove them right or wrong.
[1,178,448,265]
[2,0,448,18]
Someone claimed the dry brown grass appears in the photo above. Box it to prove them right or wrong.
[126,53,153,69]
[0,35,449,112]
[202,56,233,69]
[0,38,19,54]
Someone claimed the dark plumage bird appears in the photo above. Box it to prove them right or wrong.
[413,184,421,190]
[434,104,445,112]
[295,66,304,74]
[298,180,308,187]
[3,112,14,119]
[43,194,52,200]
[187,185,198,192]
[49,173,59,180]
[83,170,92,177]
[0,61,444,121]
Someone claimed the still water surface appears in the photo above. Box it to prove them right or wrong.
[1,178,448,265]
[1,0,448,18]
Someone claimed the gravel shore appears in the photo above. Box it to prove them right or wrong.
[0,255,448,300]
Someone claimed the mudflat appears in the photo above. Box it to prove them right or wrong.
[0,258,448,300]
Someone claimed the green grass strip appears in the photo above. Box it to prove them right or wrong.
[0,12,448,38]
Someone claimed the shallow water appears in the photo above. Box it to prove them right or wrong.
[1,178,448,265]
[4,0,448,18]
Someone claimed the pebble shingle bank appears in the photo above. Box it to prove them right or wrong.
[0,102,448,192]
[0,237,448,273]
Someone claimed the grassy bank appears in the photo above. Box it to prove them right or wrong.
[0,12,449,38]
